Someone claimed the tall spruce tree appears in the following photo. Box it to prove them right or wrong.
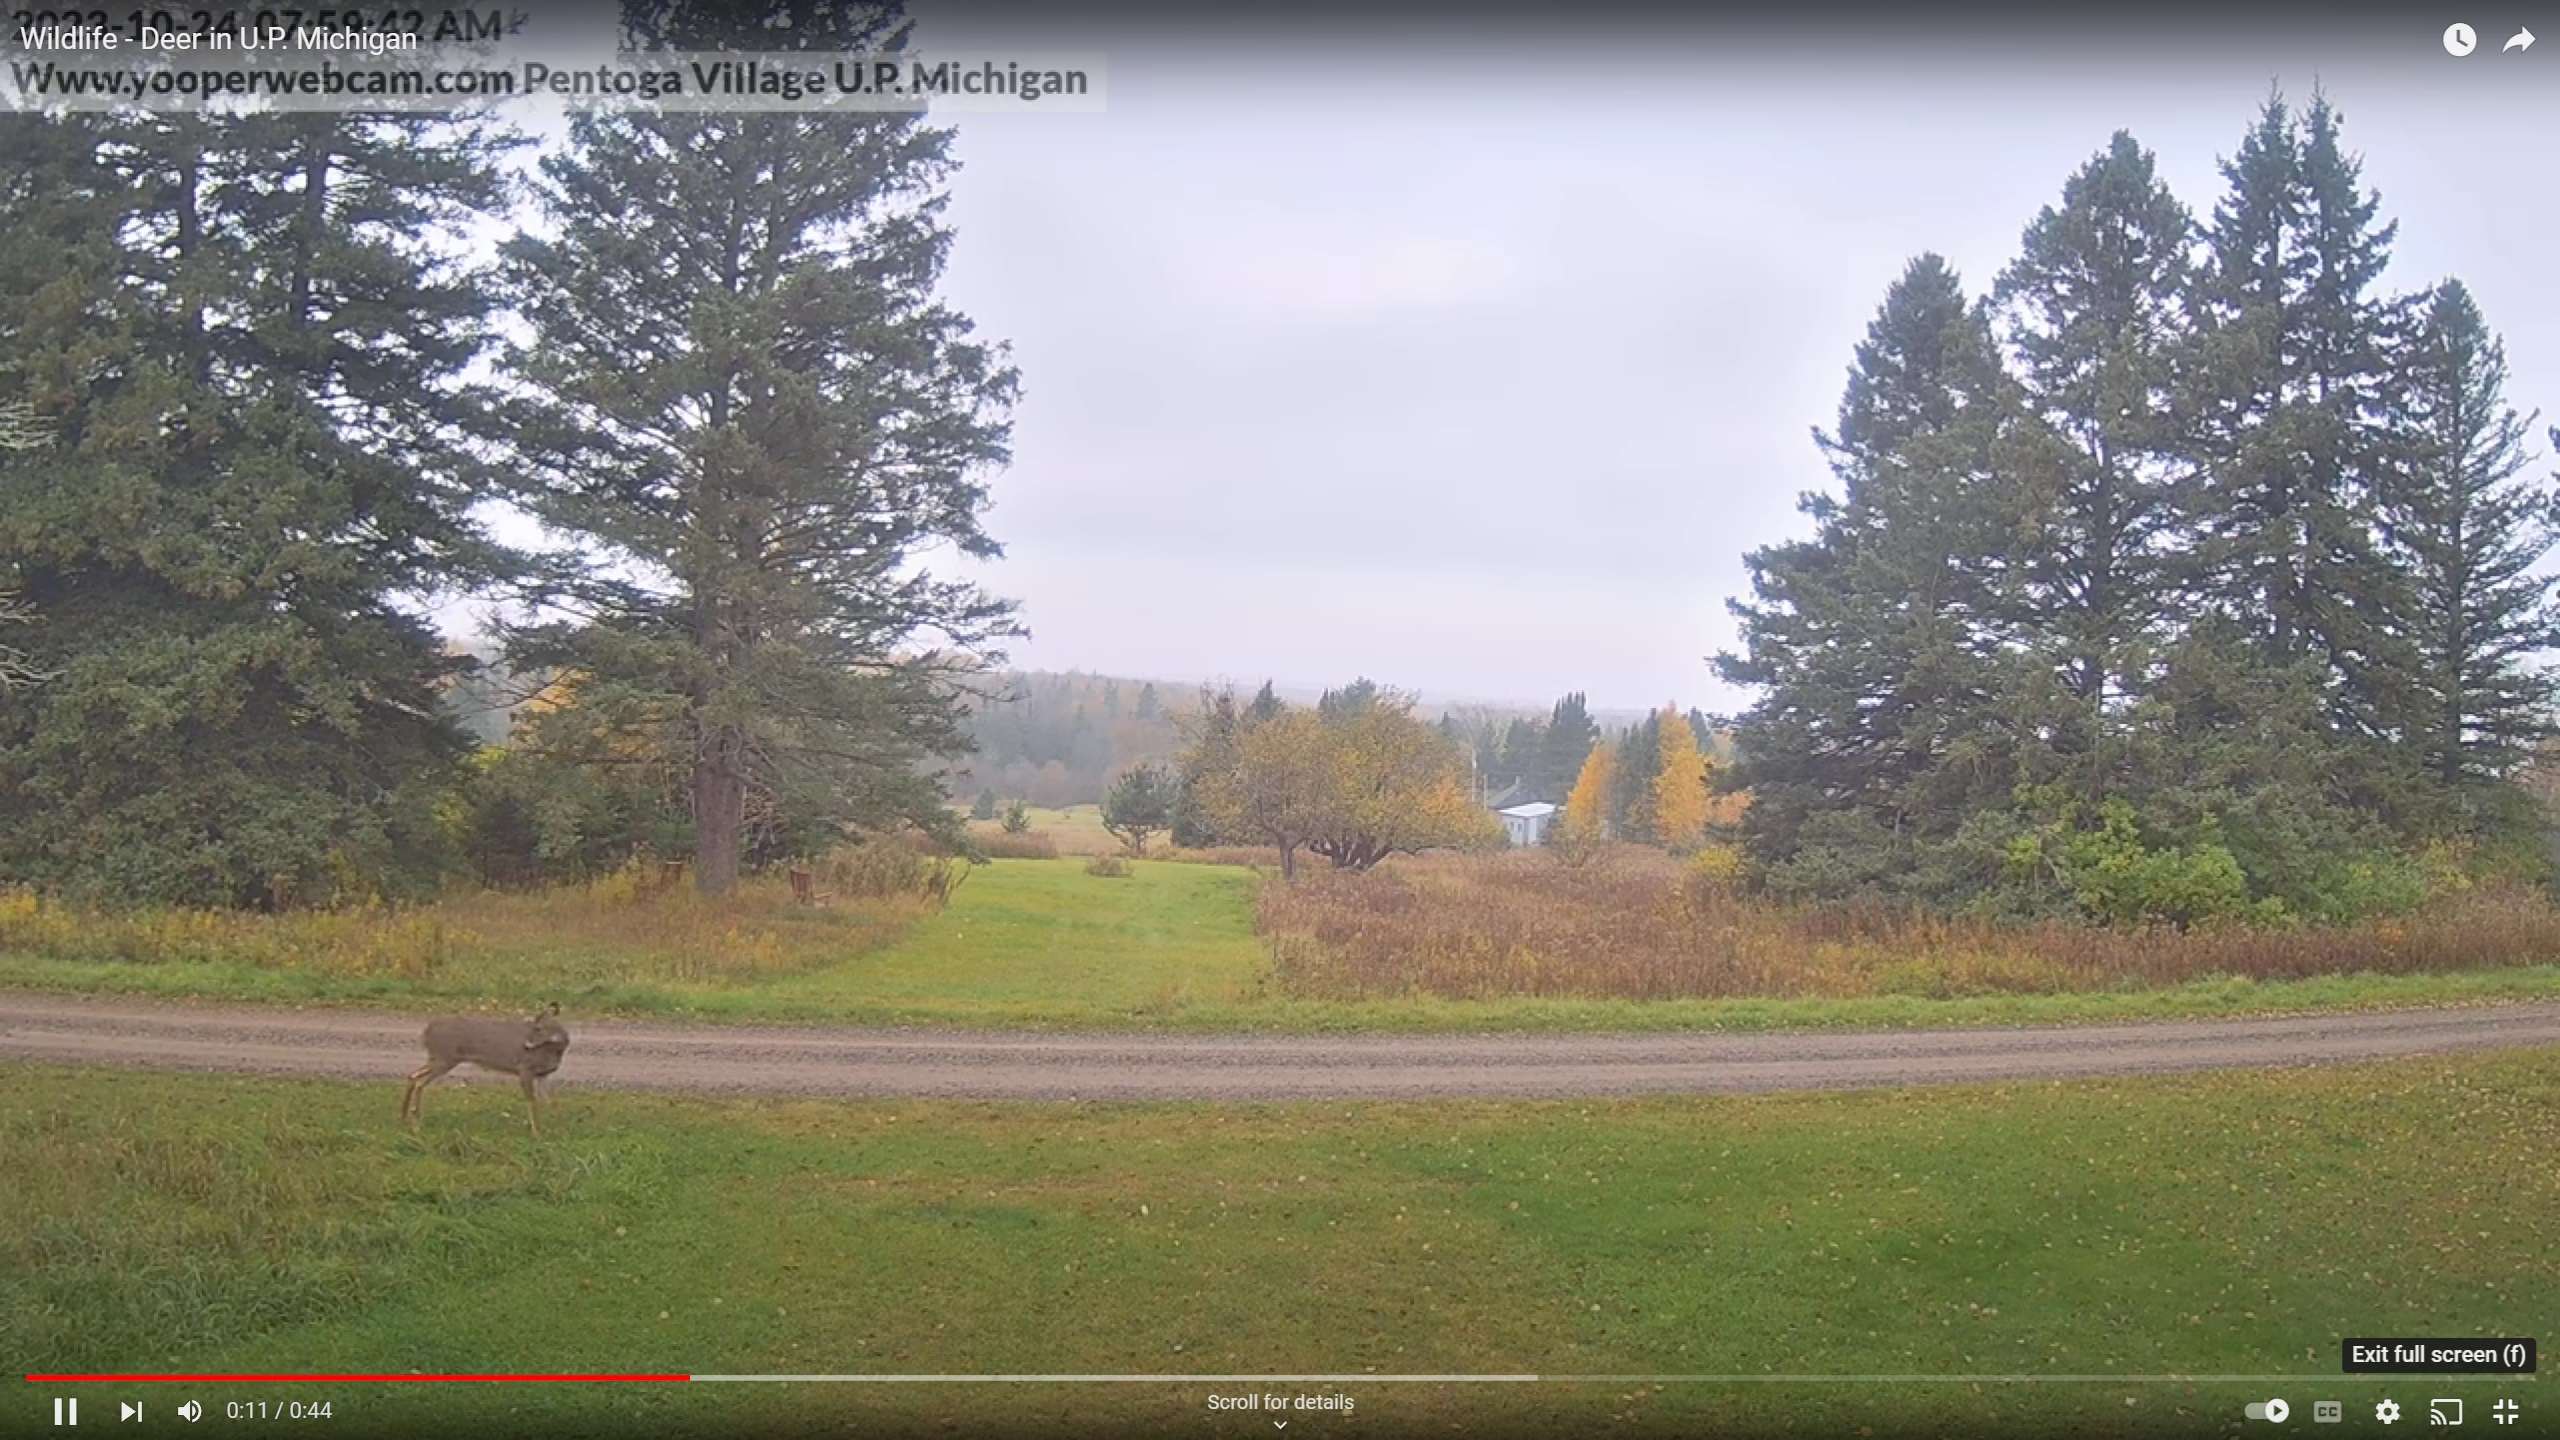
[2289,93,2413,739]
[499,1,1019,894]
[1494,714,1542,794]
[2386,282,2556,803]
[2188,94,2409,738]
[0,108,511,906]
[2185,94,2314,646]
[1171,685,1245,847]
[1719,255,2024,894]
[1994,132,2195,776]
[1610,709,1661,843]
[1531,691,1596,801]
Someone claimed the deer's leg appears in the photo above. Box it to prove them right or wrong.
[403,1059,455,1128]
[519,1069,543,1138]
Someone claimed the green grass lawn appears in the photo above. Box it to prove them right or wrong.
[749,856,1269,1020]
[6,1052,2552,1437]
[3,856,2557,1032]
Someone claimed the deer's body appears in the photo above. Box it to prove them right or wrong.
[400,1003,570,1136]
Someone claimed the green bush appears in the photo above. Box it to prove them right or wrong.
[1997,800,2255,928]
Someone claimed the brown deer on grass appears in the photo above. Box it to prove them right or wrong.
[400,1002,571,1137]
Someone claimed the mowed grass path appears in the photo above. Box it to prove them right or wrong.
[2,855,2554,1032]
[752,858,1268,1020]
[6,1052,2554,1437]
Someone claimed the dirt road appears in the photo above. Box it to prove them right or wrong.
[3,992,2556,1101]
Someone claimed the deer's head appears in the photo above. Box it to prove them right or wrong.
[523,1000,569,1056]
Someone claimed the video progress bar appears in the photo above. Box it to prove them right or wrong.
[686,1374,2533,1385]
[32,1373,2537,1386]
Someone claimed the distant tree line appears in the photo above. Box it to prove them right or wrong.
[1720,93,2560,925]
[953,670,1186,810]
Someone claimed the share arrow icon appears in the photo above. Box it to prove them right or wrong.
[2505,27,2535,52]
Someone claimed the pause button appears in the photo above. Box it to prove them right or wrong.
[51,1396,79,1426]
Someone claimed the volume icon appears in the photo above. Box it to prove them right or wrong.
[177,1400,203,1422]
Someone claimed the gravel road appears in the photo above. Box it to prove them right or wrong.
[3,992,2555,1101]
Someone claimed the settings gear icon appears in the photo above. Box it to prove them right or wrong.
[2376,1398,2403,1424]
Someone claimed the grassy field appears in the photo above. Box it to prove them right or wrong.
[3,856,2558,1031]
[6,1051,2553,1437]
[0,859,1269,1026]
[984,804,1121,855]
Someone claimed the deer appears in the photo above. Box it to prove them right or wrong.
[400,1002,571,1137]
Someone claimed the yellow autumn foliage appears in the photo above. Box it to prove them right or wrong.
[1652,705,1712,851]
[1561,741,1617,842]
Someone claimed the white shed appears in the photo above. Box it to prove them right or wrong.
[1497,801,1560,847]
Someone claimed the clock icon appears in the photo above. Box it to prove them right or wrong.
[2445,22,2478,55]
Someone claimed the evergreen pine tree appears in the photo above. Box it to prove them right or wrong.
[1247,680,1283,723]
[1494,715,1542,793]
[1172,686,1244,847]
[2183,90,2415,783]
[1611,711,1662,843]
[0,109,511,906]
[1719,255,2024,891]
[1100,761,1175,855]
[2289,92,2414,739]
[1994,132,2195,776]
[498,1,1018,894]
[1317,677,1382,719]
[2385,282,2557,803]
[1533,692,1597,802]
[2185,93,2314,649]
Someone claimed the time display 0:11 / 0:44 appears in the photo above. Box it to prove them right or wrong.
[225,1399,335,1420]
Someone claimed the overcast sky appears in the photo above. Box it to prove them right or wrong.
[894,10,2556,714]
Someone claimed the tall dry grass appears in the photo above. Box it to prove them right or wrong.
[1157,844,1286,868]
[955,820,1274,867]
[0,853,941,988]
[1258,846,2560,1001]
[969,829,1060,860]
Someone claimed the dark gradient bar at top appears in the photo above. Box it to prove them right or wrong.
[485,0,2502,54]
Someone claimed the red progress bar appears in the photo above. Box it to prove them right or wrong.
[27,1374,688,1383]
